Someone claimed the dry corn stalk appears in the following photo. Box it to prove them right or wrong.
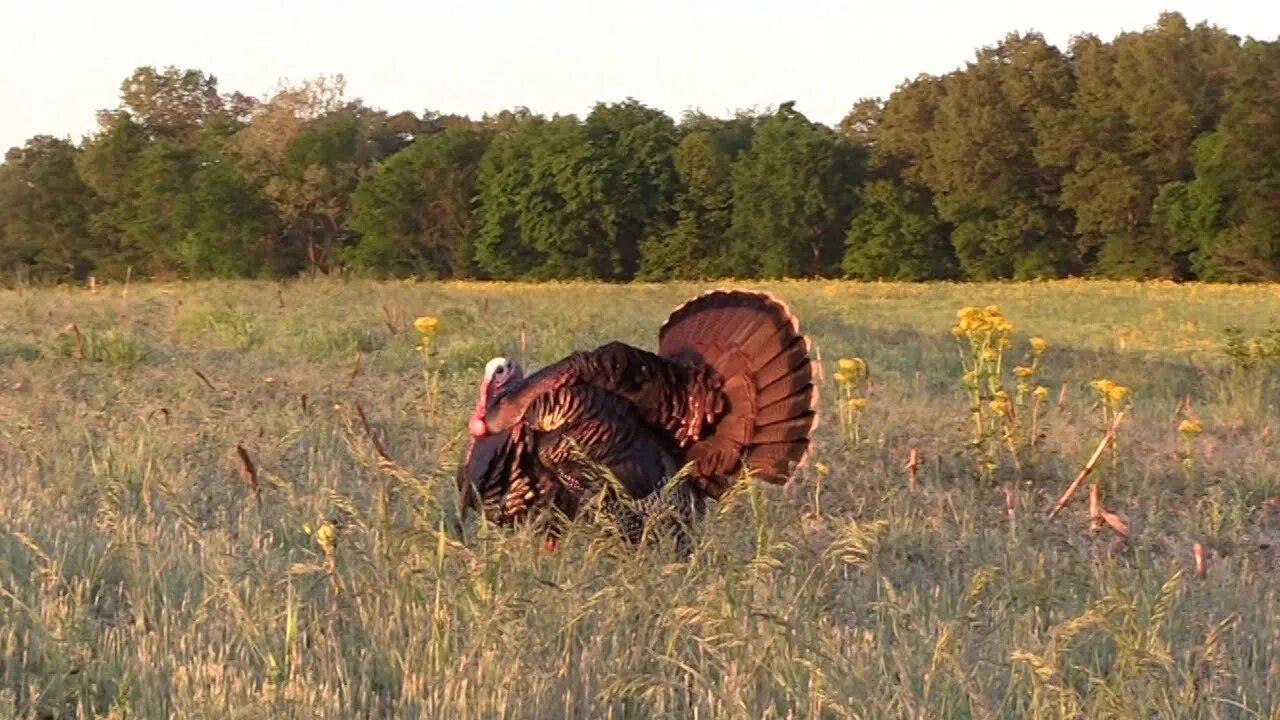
[192,367,217,391]
[905,446,919,494]
[381,303,404,334]
[1049,410,1125,520]
[347,350,363,388]
[235,444,262,508]
[1087,483,1129,537]
[63,323,84,361]
[1002,483,1015,525]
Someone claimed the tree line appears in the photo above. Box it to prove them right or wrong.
[2,12,1278,284]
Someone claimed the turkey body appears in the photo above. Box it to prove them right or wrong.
[456,289,819,554]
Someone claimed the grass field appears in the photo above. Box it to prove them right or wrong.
[1,278,1279,719]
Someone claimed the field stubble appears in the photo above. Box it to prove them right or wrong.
[1,278,1279,719]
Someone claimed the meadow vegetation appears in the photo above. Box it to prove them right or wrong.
[1,278,1279,718]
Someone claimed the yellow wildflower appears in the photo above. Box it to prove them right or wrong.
[1178,418,1203,436]
[953,307,987,335]
[1029,336,1047,353]
[316,522,337,551]
[414,315,440,335]
[837,357,863,372]
[815,462,830,476]
[1013,365,1033,378]
[1032,386,1050,400]
[1107,385,1128,404]
[1091,378,1129,405]
[988,389,1011,413]
[981,348,999,361]
[848,397,867,411]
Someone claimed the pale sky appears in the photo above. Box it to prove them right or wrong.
[2,1,1278,151]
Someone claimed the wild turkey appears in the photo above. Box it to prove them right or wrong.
[455,289,819,553]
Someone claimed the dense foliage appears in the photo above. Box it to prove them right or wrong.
[4,12,1279,283]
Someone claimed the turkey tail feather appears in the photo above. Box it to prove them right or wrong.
[658,289,818,497]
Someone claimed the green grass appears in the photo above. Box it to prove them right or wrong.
[1,278,1279,719]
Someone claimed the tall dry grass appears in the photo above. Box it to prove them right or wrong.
[1,278,1278,718]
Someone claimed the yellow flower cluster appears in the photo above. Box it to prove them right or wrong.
[989,389,1011,414]
[316,522,337,551]
[302,521,338,552]
[414,315,440,337]
[1090,378,1130,405]
[833,356,868,446]
[413,315,441,356]
[952,305,1014,338]
[950,303,1055,480]
[1178,418,1203,436]
[833,357,866,387]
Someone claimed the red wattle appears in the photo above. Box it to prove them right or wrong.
[468,417,488,437]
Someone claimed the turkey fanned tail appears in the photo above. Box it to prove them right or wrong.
[658,289,819,497]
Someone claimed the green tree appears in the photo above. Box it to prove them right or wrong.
[726,103,863,278]
[1035,14,1239,278]
[471,112,548,279]
[838,93,958,281]
[229,75,354,275]
[476,109,673,281]
[74,111,188,276]
[637,130,733,280]
[73,68,271,279]
[583,99,679,279]
[842,179,957,280]
[637,113,757,280]
[230,76,412,276]
[345,122,491,277]
[874,74,946,194]
[0,137,98,281]
[1167,39,1280,280]
[838,97,882,149]
[933,33,1077,279]
[118,65,224,139]
[171,117,271,278]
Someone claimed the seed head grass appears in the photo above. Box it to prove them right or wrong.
[0,278,1278,718]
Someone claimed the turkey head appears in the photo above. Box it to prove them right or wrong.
[457,356,525,525]
[468,356,523,437]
